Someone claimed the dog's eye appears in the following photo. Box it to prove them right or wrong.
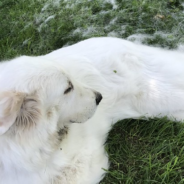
[64,82,73,94]
[64,87,72,94]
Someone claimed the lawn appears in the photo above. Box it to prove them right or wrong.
[1,0,184,183]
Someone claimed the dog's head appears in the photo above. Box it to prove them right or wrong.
[0,56,102,136]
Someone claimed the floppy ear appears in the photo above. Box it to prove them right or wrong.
[0,92,25,135]
[16,94,41,130]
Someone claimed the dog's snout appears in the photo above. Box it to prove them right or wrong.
[95,92,102,105]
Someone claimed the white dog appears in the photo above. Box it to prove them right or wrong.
[1,37,184,184]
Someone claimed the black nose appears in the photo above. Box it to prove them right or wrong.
[95,92,102,105]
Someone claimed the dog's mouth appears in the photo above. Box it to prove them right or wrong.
[63,92,102,125]
[69,120,80,123]
[69,116,93,124]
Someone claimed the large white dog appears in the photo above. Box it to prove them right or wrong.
[1,37,184,184]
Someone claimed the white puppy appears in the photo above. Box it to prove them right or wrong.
[1,37,184,184]
[0,56,103,184]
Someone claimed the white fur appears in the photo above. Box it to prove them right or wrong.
[1,37,184,184]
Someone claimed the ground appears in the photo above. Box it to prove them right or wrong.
[1,0,184,183]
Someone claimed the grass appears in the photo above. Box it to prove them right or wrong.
[1,0,184,183]
[101,118,184,184]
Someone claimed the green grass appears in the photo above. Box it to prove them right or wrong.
[101,118,184,184]
[1,0,184,183]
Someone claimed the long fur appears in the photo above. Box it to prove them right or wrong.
[1,37,184,184]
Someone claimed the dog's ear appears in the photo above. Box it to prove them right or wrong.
[16,94,41,131]
[0,92,25,135]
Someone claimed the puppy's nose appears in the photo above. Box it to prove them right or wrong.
[95,92,102,105]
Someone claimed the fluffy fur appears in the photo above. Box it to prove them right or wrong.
[1,37,184,184]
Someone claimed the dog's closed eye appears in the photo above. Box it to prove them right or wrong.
[64,81,73,94]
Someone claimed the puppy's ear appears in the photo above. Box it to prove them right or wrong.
[16,94,41,130]
[0,92,25,135]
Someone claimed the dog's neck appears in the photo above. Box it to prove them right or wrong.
[0,126,68,177]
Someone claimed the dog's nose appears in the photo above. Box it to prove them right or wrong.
[95,92,102,105]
